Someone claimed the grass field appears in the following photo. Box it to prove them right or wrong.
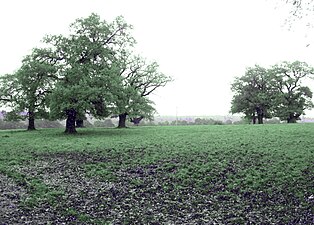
[0,124,313,224]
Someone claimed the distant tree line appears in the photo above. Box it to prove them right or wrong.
[0,111,144,130]
[230,62,314,124]
[152,118,282,126]
[137,118,224,126]
[0,117,63,130]
[0,14,171,134]
[0,112,299,130]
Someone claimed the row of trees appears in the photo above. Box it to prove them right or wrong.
[230,61,314,124]
[0,14,172,133]
[0,119,64,130]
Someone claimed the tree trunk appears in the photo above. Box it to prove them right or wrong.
[76,119,84,128]
[255,108,263,124]
[257,114,263,124]
[65,109,77,134]
[287,117,297,123]
[27,111,36,130]
[287,113,299,123]
[252,115,256,124]
[118,113,128,128]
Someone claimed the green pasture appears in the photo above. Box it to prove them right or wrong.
[0,124,313,224]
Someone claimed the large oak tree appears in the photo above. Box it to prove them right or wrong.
[45,14,134,134]
[231,65,275,124]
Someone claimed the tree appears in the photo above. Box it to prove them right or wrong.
[114,53,172,128]
[45,14,135,134]
[269,61,314,123]
[230,94,257,124]
[0,48,56,130]
[230,65,275,124]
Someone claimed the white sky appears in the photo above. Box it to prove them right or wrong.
[1,0,314,117]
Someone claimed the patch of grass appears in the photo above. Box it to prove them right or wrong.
[0,124,313,223]
[85,163,118,182]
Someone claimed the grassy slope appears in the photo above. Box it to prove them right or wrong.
[0,124,313,224]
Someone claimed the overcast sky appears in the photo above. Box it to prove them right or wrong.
[1,0,314,117]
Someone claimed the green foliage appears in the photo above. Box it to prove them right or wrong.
[45,13,134,117]
[113,53,172,125]
[0,48,57,130]
[1,13,170,133]
[3,111,26,121]
[231,65,275,124]
[40,13,171,132]
[231,61,314,123]
[0,125,313,223]
[40,14,138,133]
[269,61,314,123]
[0,73,17,108]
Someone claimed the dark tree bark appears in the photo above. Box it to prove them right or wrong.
[287,113,298,123]
[65,109,77,134]
[257,114,264,124]
[76,119,84,128]
[27,111,36,130]
[130,116,144,126]
[256,108,264,124]
[118,113,128,128]
[287,118,296,123]
[252,114,256,124]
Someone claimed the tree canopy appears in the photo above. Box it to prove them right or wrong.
[231,61,314,123]
[269,61,314,122]
[0,13,171,133]
[0,48,56,130]
[231,65,275,124]
[113,52,172,128]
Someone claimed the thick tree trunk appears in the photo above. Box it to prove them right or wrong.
[257,114,263,124]
[255,108,264,124]
[287,113,299,123]
[65,109,77,134]
[76,119,84,128]
[27,111,36,131]
[118,113,128,128]
[287,117,297,123]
